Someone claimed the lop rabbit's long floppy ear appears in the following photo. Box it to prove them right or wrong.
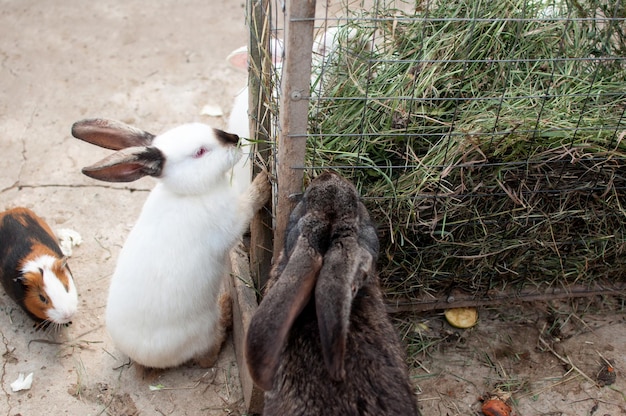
[81,146,164,182]
[245,234,323,391]
[315,235,375,381]
[72,118,155,150]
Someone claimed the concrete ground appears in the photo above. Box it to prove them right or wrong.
[1,1,626,416]
[1,1,249,414]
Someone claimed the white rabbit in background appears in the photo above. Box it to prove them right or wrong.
[226,39,283,194]
[225,26,373,146]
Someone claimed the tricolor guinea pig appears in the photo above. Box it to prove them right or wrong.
[0,207,78,328]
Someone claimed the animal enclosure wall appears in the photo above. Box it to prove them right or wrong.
[245,0,626,309]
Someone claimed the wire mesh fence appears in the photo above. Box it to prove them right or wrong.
[244,0,626,310]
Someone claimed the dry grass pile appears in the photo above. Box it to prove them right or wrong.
[305,0,626,301]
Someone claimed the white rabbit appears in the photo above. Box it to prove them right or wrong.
[226,39,284,196]
[227,83,254,195]
[71,118,270,369]
[226,27,372,151]
[224,29,343,192]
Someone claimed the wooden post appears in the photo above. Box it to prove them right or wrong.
[229,1,276,413]
[231,0,316,412]
[248,0,274,292]
[273,0,317,259]
[229,247,265,413]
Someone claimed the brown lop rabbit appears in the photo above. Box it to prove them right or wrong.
[245,171,421,415]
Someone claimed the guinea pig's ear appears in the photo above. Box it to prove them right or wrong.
[315,236,374,382]
[71,118,155,150]
[245,234,323,391]
[81,146,164,182]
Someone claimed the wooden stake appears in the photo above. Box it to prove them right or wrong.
[273,0,316,259]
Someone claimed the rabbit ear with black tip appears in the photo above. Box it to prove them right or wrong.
[245,234,324,391]
[71,118,155,150]
[315,235,375,381]
[81,146,164,182]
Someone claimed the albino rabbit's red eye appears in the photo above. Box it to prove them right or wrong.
[193,147,209,158]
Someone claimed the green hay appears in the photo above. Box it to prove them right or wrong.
[305,0,626,299]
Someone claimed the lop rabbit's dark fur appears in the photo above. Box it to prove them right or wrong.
[245,171,421,415]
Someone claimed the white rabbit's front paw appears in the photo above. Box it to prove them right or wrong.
[249,171,272,212]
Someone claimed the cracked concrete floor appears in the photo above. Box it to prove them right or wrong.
[2,1,626,416]
[0,1,249,414]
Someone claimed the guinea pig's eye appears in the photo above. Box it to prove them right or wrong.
[193,146,209,159]
[39,293,48,304]
[38,267,44,275]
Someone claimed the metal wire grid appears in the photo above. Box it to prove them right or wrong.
[247,0,626,301]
